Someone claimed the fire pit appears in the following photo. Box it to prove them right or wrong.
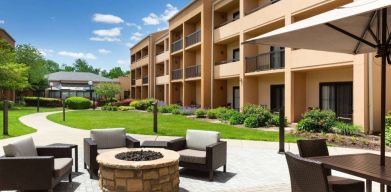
[97,148,180,192]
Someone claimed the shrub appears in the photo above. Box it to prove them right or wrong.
[213,107,237,121]
[112,106,118,111]
[242,104,272,127]
[158,106,171,113]
[229,112,245,125]
[147,105,154,112]
[269,113,288,127]
[171,108,180,115]
[297,109,336,132]
[113,99,133,106]
[386,126,391,146]
[23,97,62,107]
[131,99,156,111]
[194,109,207,118]
[65,97,91,110]
[0,101,14,110]
[180,107,195,116]
[244,115,259,128]
[118,106,133,111]
[207,109,217,119]
[333,122,361,136]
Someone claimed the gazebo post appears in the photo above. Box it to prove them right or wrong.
[380,7,387,167]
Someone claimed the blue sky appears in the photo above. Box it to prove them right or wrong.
[0,0,191,71]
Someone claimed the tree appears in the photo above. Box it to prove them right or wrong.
[45,60,60,73]
[72,59,100,74]
[104,67,127,79]
[15,44,48,90]
[0,62,29,99]
[94,83,121,101]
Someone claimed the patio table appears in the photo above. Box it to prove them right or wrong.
[310,153,391,192]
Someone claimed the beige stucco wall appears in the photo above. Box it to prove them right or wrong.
[257,73,284,109]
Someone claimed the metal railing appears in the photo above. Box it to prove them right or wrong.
[142,76,148,84]
[156,50,165,55]
[171,39,183,52]
[245,50,285,73]
[215,59,240,66]
[171,69,183,80]
[185,65,201,78]
[245,0,280,15]
[186,30,201,47]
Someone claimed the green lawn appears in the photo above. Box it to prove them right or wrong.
[48,110,300,142]
[0,106,61,139]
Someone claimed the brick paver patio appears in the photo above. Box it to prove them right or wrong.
[0,111,385,191]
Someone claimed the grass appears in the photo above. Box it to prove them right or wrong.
[47,110,301,142]
[0,106,61,139]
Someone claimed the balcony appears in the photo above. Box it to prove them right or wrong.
[215,59,240,66]
[245,0,280,15]
[185,65,201,79]
[172,39,183,53]
[186,30,201,47]
[156,75,169,85]
[172,69,183,80]
[136,79,142,86]
[214,60,241,79]
[142,76,148,85]
[131,79,135,86]
[245,50,285,73]
[156,51,169,64]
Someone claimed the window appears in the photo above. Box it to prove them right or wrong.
[320,82,353,121]
[233,11,240,21]
[270,85,284,112]
[233,48,240,61]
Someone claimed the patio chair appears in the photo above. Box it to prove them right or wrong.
[83,128,140,178]
[167,129,227,181]
[0,137,73,191]
[296,139,364,192]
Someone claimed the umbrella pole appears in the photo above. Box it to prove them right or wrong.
[380,8,387,166]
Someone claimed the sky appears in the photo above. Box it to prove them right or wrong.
[0,0,191,71]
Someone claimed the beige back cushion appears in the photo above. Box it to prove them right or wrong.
[91,128,126,149]
[186,130,220,151]
[3,137,38,157]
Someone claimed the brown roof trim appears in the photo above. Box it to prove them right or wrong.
[168,0,199,22]
[0,28,16,42]
[129,29,168,51]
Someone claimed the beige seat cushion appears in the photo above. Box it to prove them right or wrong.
[178,149,206,164]
[54,158,73,178]
[186,130,219,151]
[97,147,128,154]
[91,128,126,149]
[3,137,38,157]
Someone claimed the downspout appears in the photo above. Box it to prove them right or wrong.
[368,53,374,134]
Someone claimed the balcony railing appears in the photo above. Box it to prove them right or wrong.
[142,76,148,84]
[131,79,135,85]
[245,0,280,15]
[215,59,240,66]
[156,50,165,56]
[185,65,201,78]
[172,69,183,80]
[186,30,201,47]
[171,39,183,53]
[245,50,285,73]
[215,17,240,29]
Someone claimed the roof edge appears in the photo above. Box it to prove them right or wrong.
[0,28,16,42]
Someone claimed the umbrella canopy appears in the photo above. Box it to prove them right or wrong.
[243,0,391,165]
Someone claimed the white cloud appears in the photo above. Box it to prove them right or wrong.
[89,36,121,42]
[142,13,160,25]
[157,27,168,31]
[161,4,178,22]
[39,49,54,56]
[98,49,111,54]
[117,59,129,65]
[93,13,124,24]
[142,4,178,26]
[0,20,4,24]
[93,27,121,37]
[58,51,97,60]
[126,43,134,48]
[126,22,142,30]
[130,32,143,41]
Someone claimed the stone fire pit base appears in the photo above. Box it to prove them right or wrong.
[97,148,180,192]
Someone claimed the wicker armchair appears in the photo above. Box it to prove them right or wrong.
[84,128,140,178]
[296,139,364,192]
[167,130,227,181]
[0,137,73,191]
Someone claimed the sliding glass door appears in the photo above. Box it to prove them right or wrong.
[320,82,353,120]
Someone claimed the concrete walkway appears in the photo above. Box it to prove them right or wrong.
[0,111,385,191]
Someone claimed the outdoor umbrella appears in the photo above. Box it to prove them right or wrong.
[243,0,391,165]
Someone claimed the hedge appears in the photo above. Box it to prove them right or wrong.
[65,97,91,109]
[24,97,62,107]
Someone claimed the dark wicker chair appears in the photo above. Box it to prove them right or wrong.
[167,130,227,181]
[84,128,140,178]
[0,138,73,191]
[296,139,364,192]
[286,152,330,192]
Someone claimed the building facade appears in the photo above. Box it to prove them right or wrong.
[130,0,389,133]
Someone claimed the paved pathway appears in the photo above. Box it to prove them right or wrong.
[0,111,386,191]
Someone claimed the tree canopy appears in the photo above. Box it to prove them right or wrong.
[94,83,121,99]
